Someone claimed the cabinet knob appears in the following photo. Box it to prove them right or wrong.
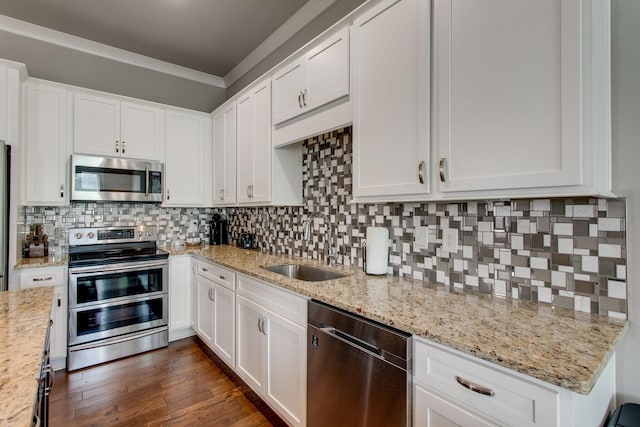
[60,184,64,198]
[417,160,425,184]
[219,275,226,280]
[122,141,126,154]
[167,190,170,200]
[439,157,447,182]
[115,140,119,153]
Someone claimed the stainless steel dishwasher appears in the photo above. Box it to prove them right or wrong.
[307,300,412,427]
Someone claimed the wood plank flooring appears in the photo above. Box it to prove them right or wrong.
[50,337,287,426]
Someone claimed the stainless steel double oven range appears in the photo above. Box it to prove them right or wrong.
[67,226,169,371]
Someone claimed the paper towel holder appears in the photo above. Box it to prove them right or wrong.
[362,240,388,276]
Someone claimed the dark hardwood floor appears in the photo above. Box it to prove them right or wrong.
[50,337,287,426]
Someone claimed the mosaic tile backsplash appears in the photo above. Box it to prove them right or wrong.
[22,126,627,318]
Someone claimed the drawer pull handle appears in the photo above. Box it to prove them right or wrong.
[219,275,226,280]
[33,277,53,282]
[455,375,495,397]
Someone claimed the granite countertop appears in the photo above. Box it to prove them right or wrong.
[166,244,628,395]
[14,255,68,269]
[0,287,54,426]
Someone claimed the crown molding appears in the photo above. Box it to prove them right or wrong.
[224,0,337,86]
[0,14,226,88]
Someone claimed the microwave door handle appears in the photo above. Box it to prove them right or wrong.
[145,166,150,199]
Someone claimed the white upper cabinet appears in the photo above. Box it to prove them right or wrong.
[74,91,164,161]
[434,0,612,198]
[212,100,237,206]
[164,108,210,206]
[272,26,349,126]
[237,78,273,205]
[120,101,165,161]
[24,80,71,206]
[351,0,431,200]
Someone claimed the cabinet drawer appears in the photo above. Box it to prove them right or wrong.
[237,273,307,326]
[19,266,66,288]
[197,260,235,291]
[414,339,558,427]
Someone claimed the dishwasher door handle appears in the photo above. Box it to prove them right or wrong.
[320,326,382,357]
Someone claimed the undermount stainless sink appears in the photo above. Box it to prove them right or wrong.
[262,264,348,282]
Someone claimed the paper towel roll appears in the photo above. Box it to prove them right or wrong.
[365,227,389,275]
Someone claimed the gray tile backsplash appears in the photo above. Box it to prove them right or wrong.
[23,126,627,318]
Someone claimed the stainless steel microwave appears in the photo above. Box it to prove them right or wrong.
[71,154,164,203]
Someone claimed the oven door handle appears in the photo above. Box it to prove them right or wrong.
[69,260,168,275]
[69,326,168,351]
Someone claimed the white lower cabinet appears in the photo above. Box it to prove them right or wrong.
[413,337,615,427]
[168,255,194,341]
[194,260,236,367]
[19,266,67,370]
[414,384,495,427]
[236,274,307,427]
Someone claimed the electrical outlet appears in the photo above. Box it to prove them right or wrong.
[442,228,458,253]
[414,226,428,250]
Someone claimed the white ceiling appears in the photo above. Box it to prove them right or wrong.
[0,0,359,111]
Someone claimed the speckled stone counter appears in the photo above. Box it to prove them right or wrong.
[14,255,68,269]
[166,244,627,395]
[0,287,54,426]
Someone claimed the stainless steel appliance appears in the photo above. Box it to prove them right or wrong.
[0,141,9,291]
[67,225,169,371]
[307,300,412,427]
[71,154,164,203]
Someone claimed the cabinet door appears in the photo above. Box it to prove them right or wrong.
[264,310,306,427]
[251,81,272,203]
[236,91,255,204]
[120,101,164,161]
[165,110,205,206]
[73,92,120,157]
[212,102,237,205]
[24,82,70,205]
[236,79,272,205]
[236,294,266,391]
[212,282,235,367]
[190,262,197,329]
[414,384,495,427]
[434,0,582,192]
[169,256,192,335]
[352,0,431,198]
[306,26,349,112]
[50,285,67,361]
[272,58,306,125]
[195,275,214,345]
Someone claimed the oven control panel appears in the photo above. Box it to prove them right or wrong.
[69,226,158,246]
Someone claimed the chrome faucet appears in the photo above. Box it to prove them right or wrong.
[303,212,336,266]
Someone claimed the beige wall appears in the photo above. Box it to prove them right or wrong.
[612,0,640,402]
